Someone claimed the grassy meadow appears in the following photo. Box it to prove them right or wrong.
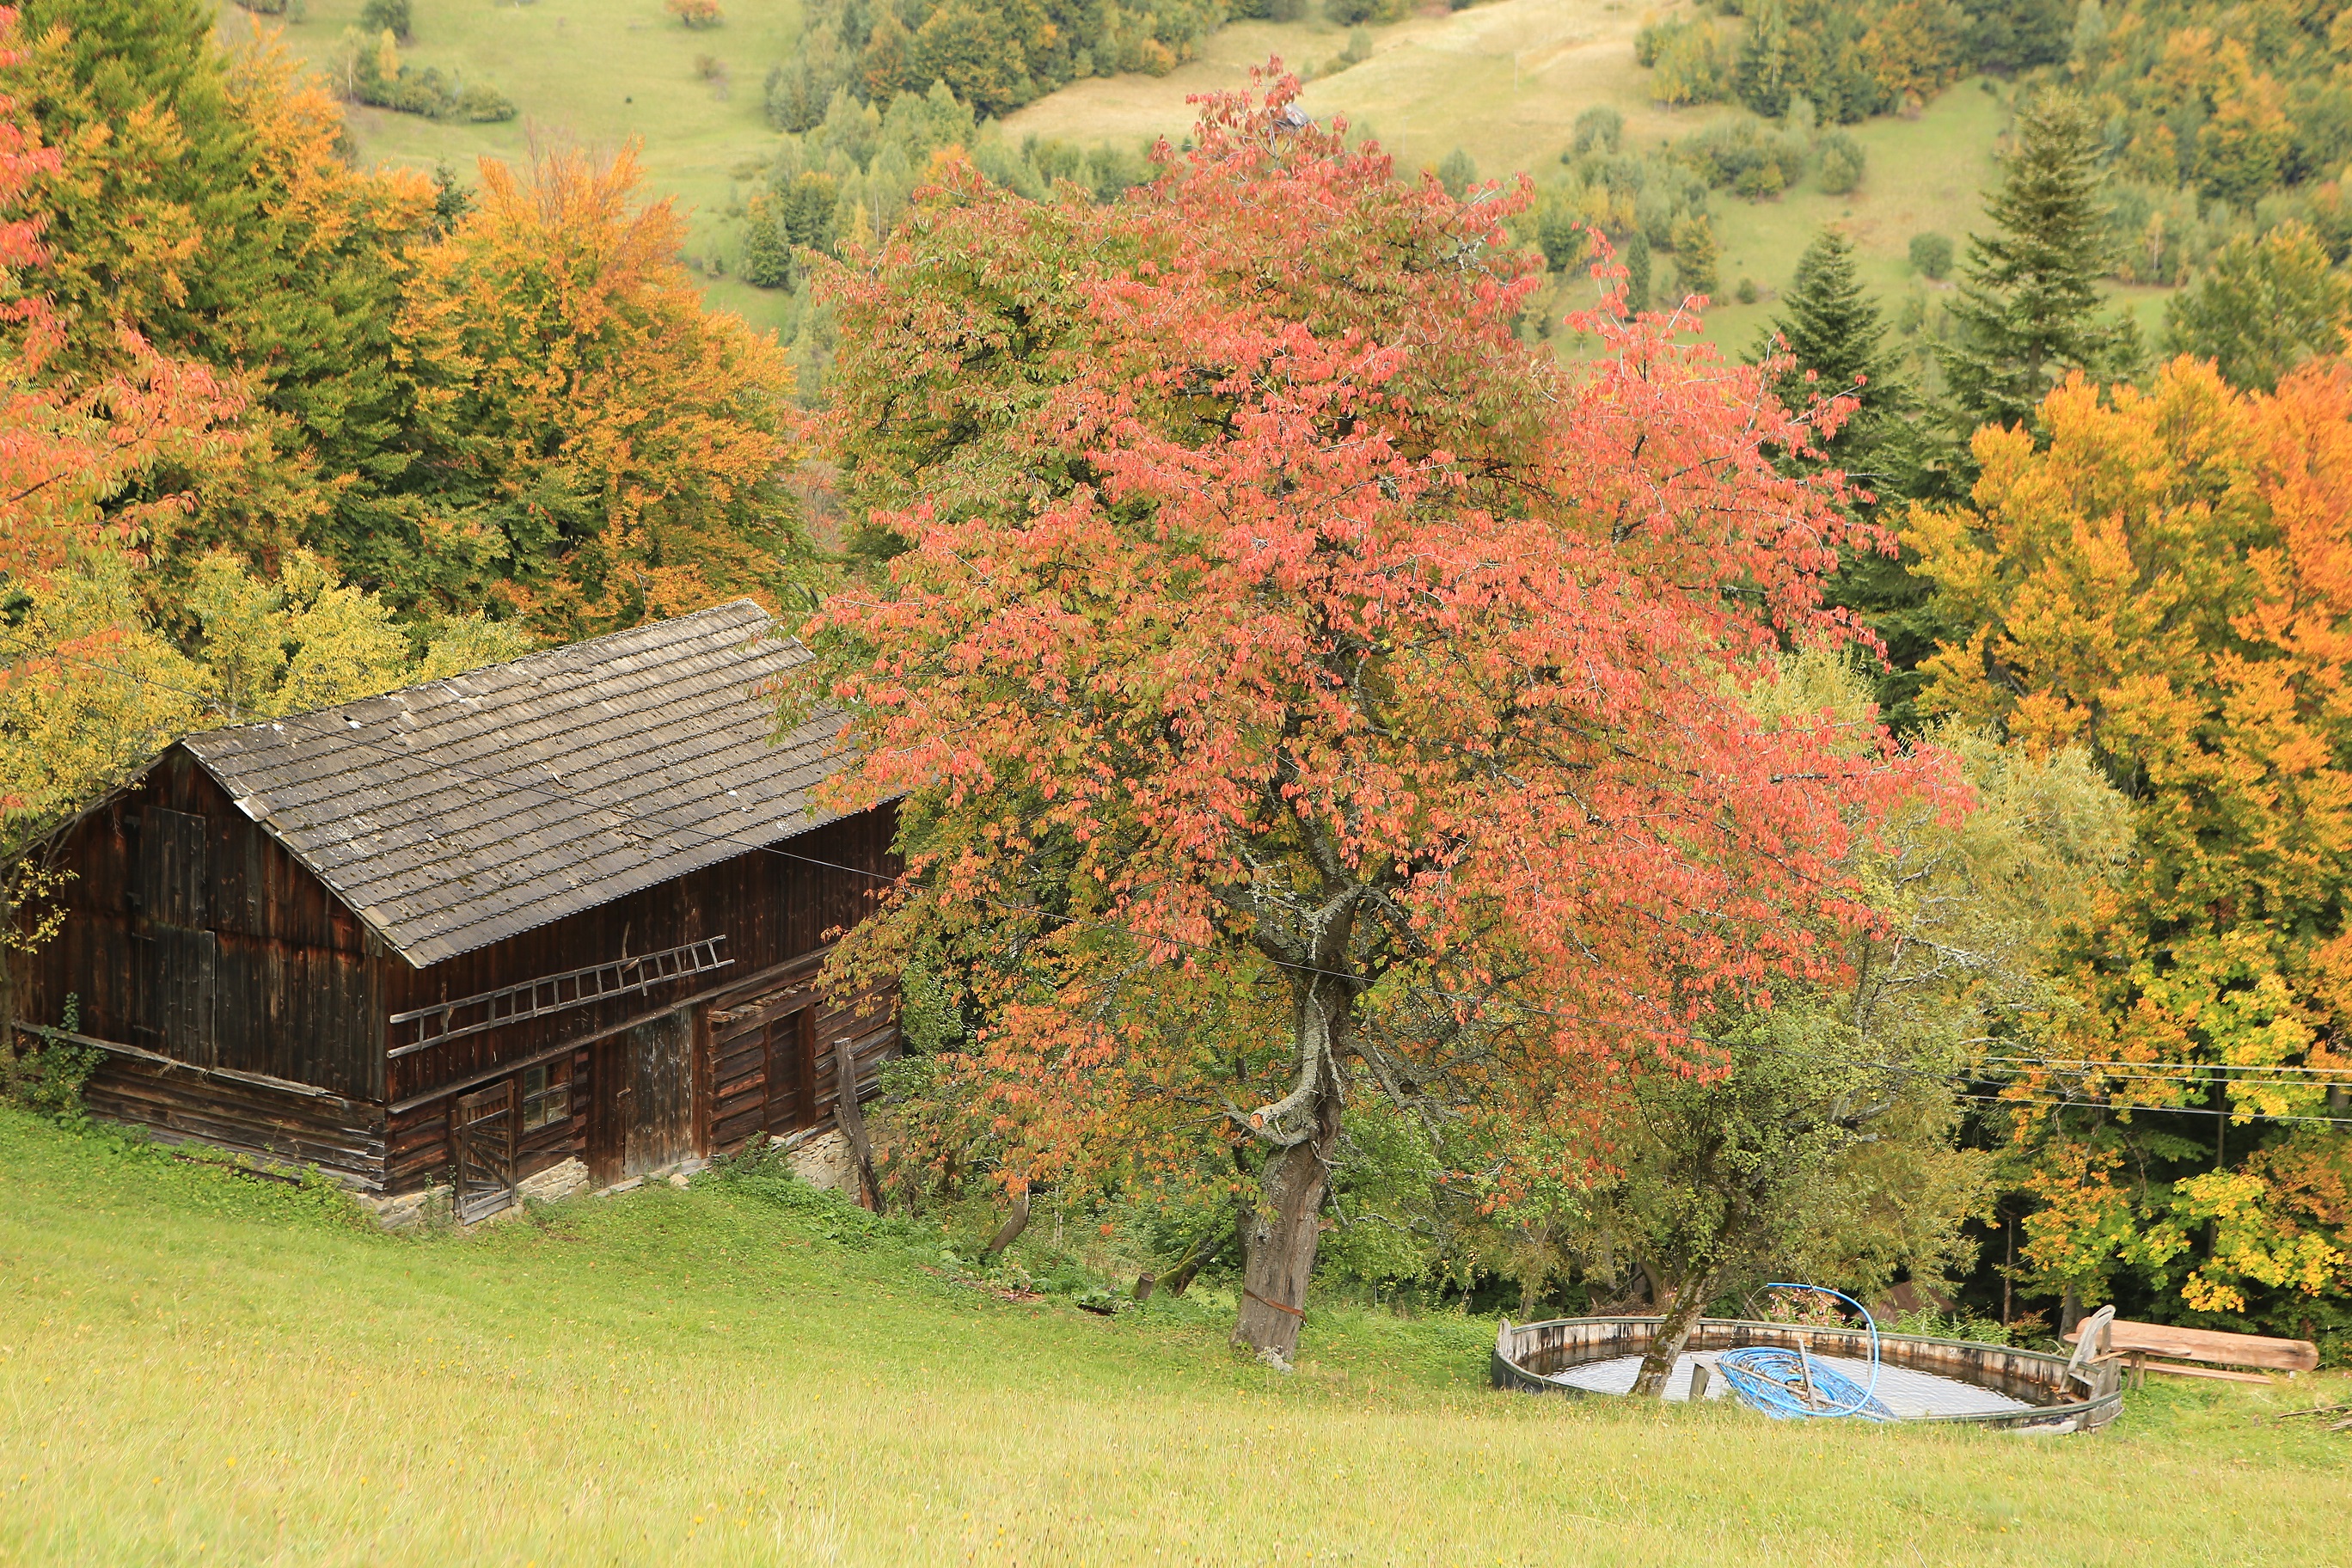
[224,0,2174,357]
[1,1106,2343,1566]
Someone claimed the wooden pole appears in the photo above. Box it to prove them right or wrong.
[831,1037,884,1211]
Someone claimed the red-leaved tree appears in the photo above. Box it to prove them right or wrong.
[796,73,1939,1357]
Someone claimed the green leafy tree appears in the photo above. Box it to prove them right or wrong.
[1436,147,1476,199]
[739,193,793,288]
[358,0,411,40]
[1939,93,2139,436]
[1669,214,1719,299]
[2163,222,2352,394]
[1609,657,2128,1392]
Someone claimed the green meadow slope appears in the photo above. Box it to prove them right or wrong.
[231,0,2057,349]
[0,1109,2343,1566]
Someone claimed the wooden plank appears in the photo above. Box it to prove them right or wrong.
[2067,1318,2318,1372]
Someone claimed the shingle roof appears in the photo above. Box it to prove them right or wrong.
[180,601,859,968]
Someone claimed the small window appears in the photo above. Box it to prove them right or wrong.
[521,1063,570,1131]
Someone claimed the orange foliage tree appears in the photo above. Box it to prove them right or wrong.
[1911,358,2352,1332]
[797,76,1941,1357]
[379,144,810,640]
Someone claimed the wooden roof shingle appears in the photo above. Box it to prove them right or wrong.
[180,600,856,968]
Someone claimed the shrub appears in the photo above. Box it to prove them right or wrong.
[1675,116,1806,199]
[1908,230,1953,279]
[358,0,410,40]
[2,998,99,1124]
[1815,130,1865,195]
[667,0,724,27]
[1437,147,1477,199]
[1572,104,1623,157]
[1736,276,1758,303]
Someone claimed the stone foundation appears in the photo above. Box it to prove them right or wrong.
[519,1157,589,1205]
[783,1128,858,1195]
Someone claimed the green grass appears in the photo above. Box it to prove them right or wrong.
[2,1107,2343,1565]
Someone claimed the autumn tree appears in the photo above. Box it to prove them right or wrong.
[798,75,1937,1359]
[1940,93,2138,440]
[2163,223,2352,395]
[1910,358,2352,1332]
[371,144,812,640]
[1,0,437,582]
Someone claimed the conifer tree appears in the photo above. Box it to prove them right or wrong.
[1939,93,2137,436]
[1755,228,1936,727]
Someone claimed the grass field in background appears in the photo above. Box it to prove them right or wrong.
[1,1107,2343,1566]
[228,0,2165,354]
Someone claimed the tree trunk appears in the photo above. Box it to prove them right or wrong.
[1159,1228,1228,1297]
[1231,1097,1341,1362]
[981,1188,1030,1260]
[1631,1272,1712,1398]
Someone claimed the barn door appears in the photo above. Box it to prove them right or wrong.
[763,1007,818,1134]
[452,1082,518,1223]
[138,806,215,1064]
[623,1009,695,1177]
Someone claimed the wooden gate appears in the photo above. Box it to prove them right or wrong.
[625,1008,695,1175]
[452,1081,517,1222]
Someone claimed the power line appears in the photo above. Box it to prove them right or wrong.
[1979,1054,2352,1081]
[1959,1093,2352,1130]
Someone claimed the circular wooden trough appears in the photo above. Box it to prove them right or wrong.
[1493,1315,2123,1433]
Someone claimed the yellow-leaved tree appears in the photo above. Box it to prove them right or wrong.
[1909,357,2352,1338]
[370,144,813,640]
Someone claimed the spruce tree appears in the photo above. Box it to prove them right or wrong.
[1939,93,2138,436]
[1753,228,1938,729]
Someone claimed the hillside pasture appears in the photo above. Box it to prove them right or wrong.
[0,1109,2343,1566]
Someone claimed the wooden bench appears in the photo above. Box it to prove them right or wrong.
[2064,1313,2320,1387]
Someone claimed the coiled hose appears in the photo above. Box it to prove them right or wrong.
[1714,1283,1892,1420]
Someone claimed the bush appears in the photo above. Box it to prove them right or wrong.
[667,0,724,27]
[1572,105,1623,157]
[1675,116,1807,199]
[1437,147,1477,199]
[358,0,410,40]
[1908,230,1953,279]
[1736,276,1758,303]
[1815,130,1865,195]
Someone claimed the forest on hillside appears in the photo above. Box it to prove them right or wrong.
[6,0,2352,1362]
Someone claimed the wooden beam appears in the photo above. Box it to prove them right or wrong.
[830,1036,883,1211]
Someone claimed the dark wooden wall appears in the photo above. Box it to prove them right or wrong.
[17,752,383,1098]
[382,805,898,1107]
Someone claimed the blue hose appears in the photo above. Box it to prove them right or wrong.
[1715,1283,1890,1420]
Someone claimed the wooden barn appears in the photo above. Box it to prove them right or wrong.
[10,601,900,1221]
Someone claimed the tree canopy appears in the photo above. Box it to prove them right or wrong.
[798,77,1946,1357]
